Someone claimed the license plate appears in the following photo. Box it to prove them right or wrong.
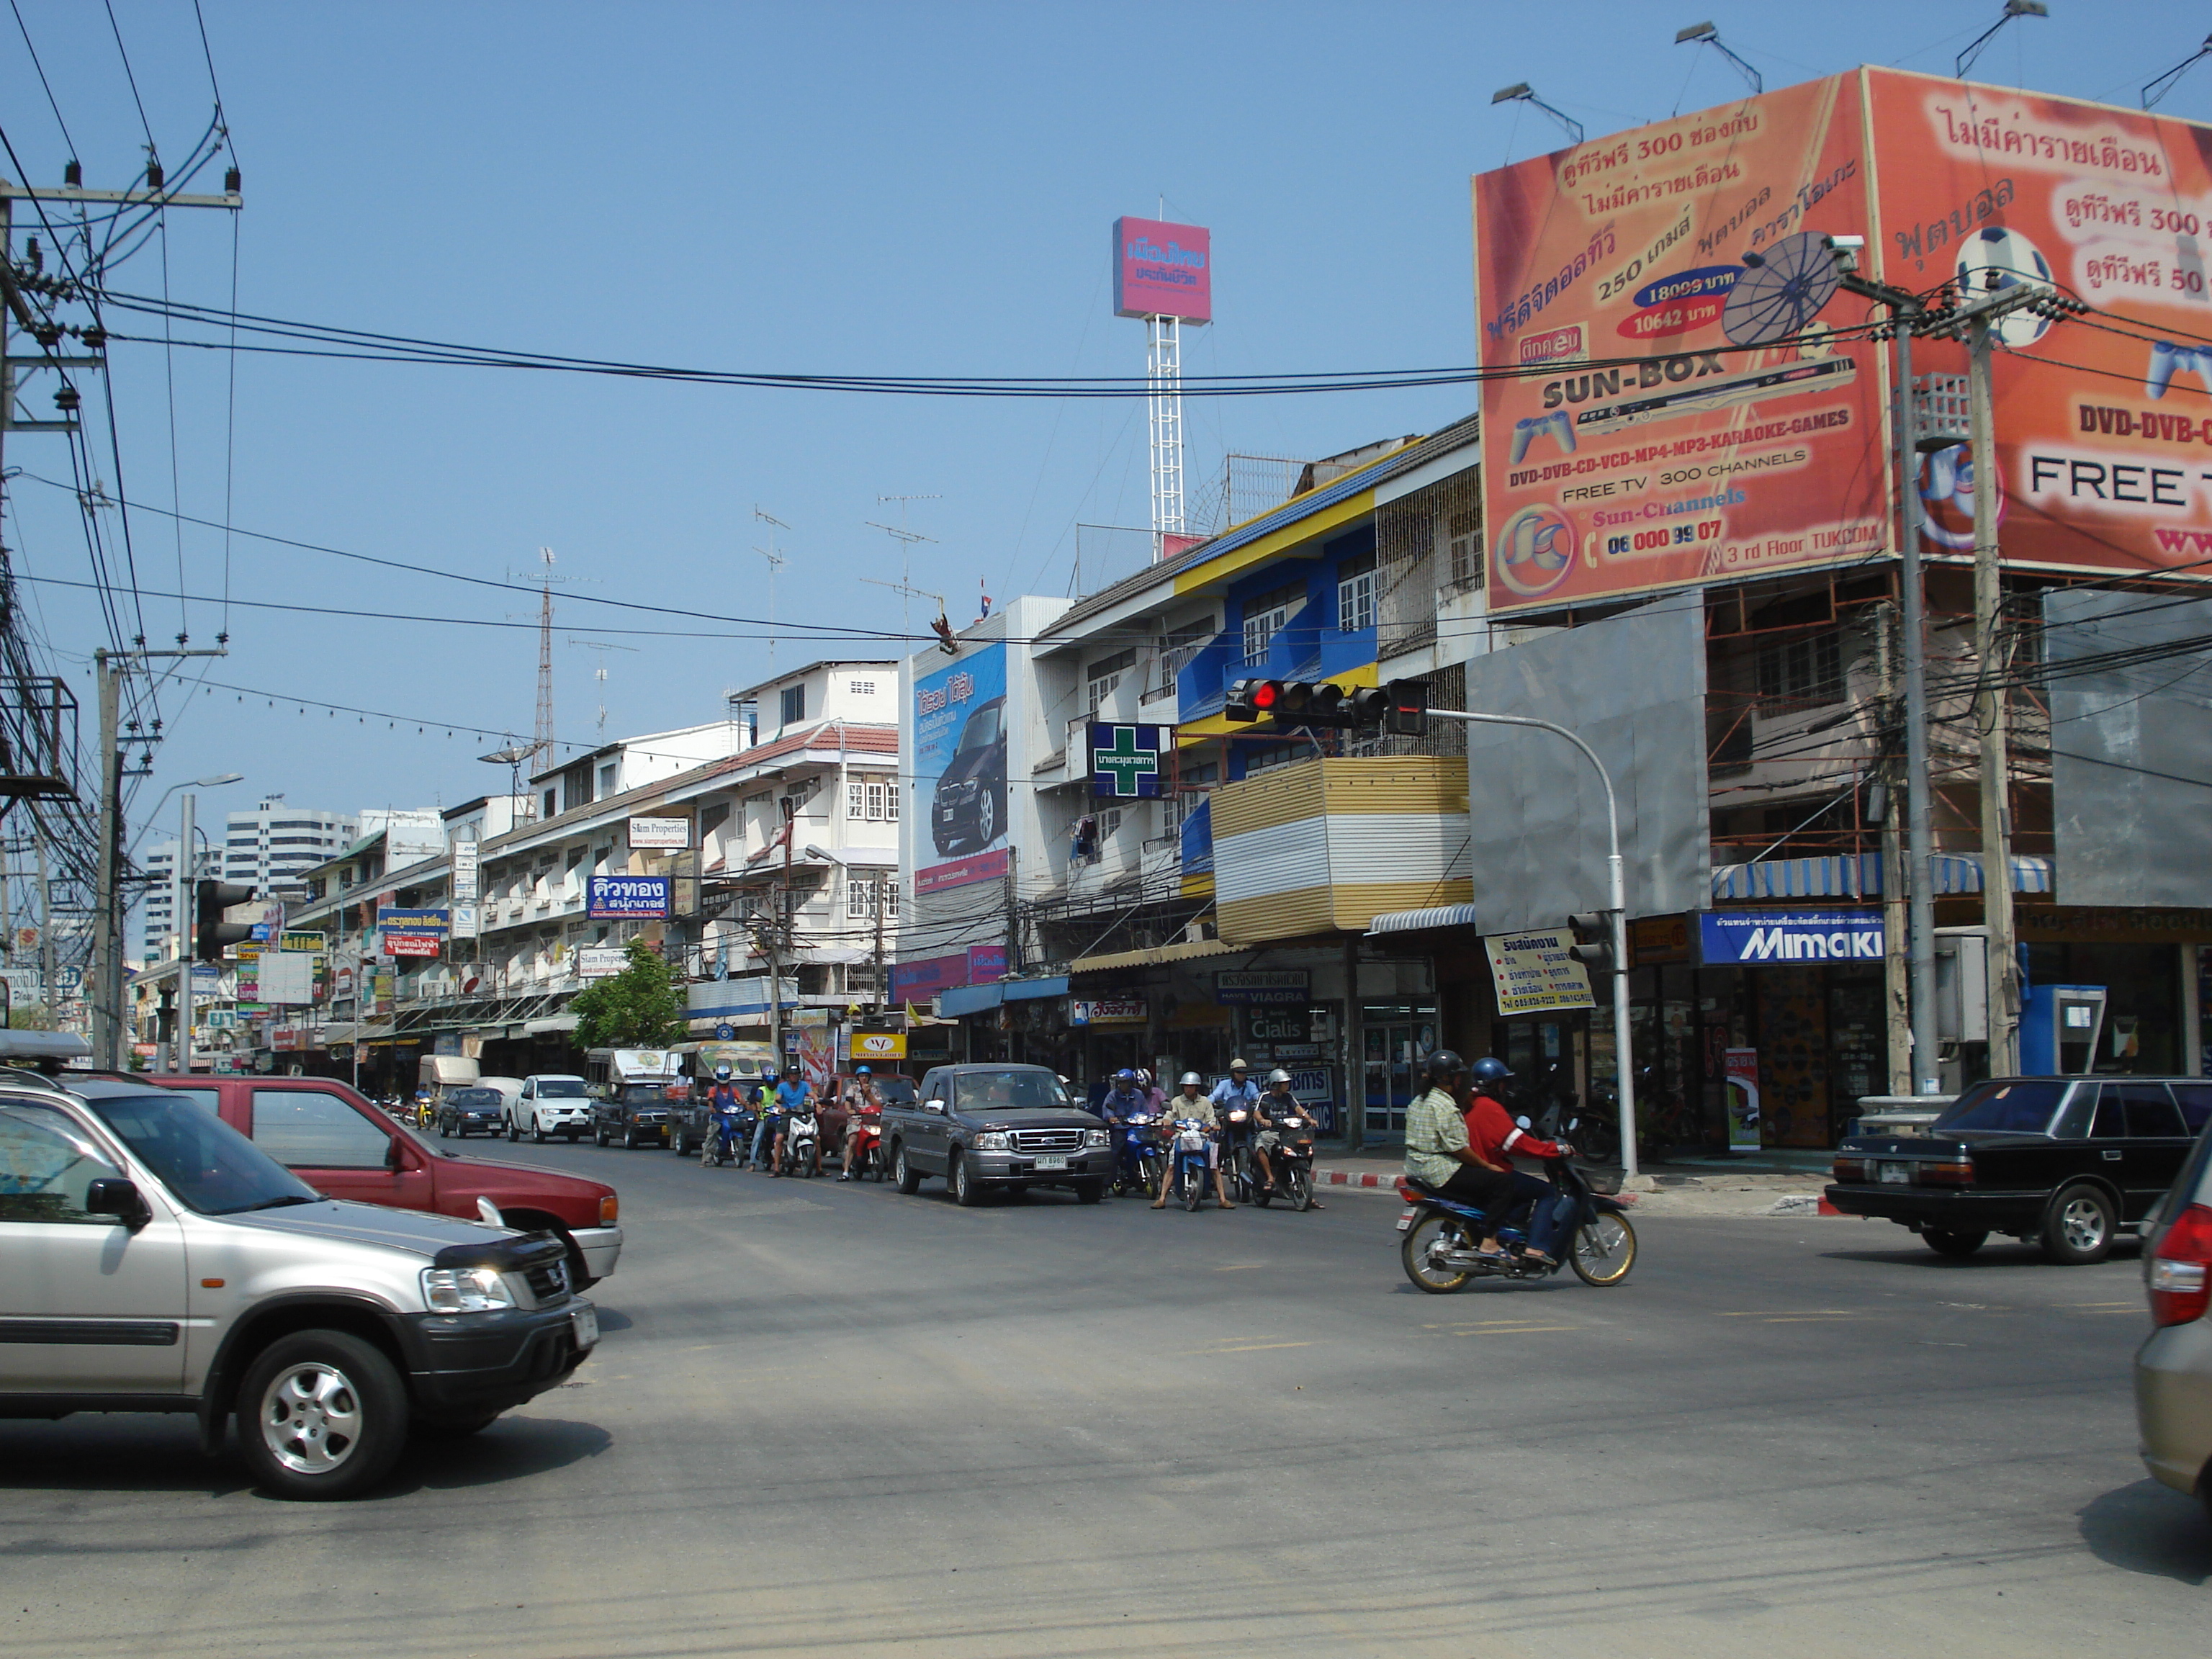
[1877,1161,1911,1185]
[570,1303,599,1348]
[1395,1208,1416,1232]
[1034,1154,1068,1171]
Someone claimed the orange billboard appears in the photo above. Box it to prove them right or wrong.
[1864,71,2212,583]
[1474,68,2212,611]
[1475,74,1889,613]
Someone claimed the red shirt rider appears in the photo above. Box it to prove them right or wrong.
[1462,1089,1563,1169]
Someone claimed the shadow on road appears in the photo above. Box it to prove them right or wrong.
[2077,1478,2211,1583]
[1817,1241,2141,1270]
[364,1416,612,1500]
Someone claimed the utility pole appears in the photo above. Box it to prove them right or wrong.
[176,792,195,1074]
[1876,603,1912,1094]
[1967,314,2020,1075]
[34,809,54,1028]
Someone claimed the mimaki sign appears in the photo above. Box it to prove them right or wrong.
[1699,909,1884,965]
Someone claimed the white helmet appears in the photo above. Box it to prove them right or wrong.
[1268,1068,1293,1084]
[1179,1071,1202,1087]
[1228,1056,1250,1071]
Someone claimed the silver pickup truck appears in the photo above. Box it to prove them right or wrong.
[881,1063,1112,1205]
[0,1073,597,1499]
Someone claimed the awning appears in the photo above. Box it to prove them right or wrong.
[523,1014,580,1035]
[1365,902,1482,937]
[1066,938,1236,976]
[938,976,1070,1017]
[1709,852,2054,902]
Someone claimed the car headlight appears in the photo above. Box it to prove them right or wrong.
[973,1131,1011,1151]
[1084,1129,1108,1147]
[421,1267,517,1313]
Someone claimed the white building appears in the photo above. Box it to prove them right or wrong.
[222,797,357,899]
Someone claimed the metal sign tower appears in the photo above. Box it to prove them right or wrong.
[1113,215,1212,562]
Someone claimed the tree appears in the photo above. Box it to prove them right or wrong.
[569,938,688,1051]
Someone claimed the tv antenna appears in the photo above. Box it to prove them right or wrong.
[567,637,639,737]
[753,507,790,675]
[497,547,583,769]
[871,493,940,634]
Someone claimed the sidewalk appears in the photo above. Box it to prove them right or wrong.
[1312,1153,1848,1218]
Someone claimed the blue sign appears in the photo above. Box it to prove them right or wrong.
[1089,723,1166,799]
[715,1023,736,1040]
[1699,909,1884,965]
[587,874,671,920]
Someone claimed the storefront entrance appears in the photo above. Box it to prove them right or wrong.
[1361,1000,1437,1139]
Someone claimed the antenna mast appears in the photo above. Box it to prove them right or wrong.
[752,507,789,675]
[534,549,556,766]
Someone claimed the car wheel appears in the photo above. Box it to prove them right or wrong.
[438,1118,450,1140]
[622,1125,638,1150]
[531,1113,546,1144]
[594,1124,608,1147]
[235,1331,408,1501]
[1075,1179,1105,1205]
[950,1150,982,1208]
[894,1142,921,1195]
[2041,1184,2117,1264]
[1922,1227,1988,1258]
[507,1116,519,1142]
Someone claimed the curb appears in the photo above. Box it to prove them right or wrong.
[1315,1169,1406,1195]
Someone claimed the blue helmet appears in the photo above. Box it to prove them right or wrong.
[1115,1068,1138,1082]
[855,1065,871,1076]
[1469,1056,1512,1087]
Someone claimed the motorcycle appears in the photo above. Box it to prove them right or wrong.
[781,1104,822,1177]
[845,1109,886,1180]
[1252,1108,1318,1211]
[1114,1112,1165,1198]
[1220,1107,1257,1200]
[1395,1129,1637,1294]
[1168,1118,1217,1213]
[701,1104,752,1169]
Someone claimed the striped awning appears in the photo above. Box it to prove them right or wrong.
[1366,902,1482,936]
[1710,852,2054,902]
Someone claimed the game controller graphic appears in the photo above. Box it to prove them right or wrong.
[1509,409,1577,463]
[1494,505,1578,598]
[2147,340,2212,400]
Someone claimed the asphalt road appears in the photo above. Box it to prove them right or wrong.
[5,1132,2206,1658]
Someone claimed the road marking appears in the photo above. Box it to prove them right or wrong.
[1185,1340,1316,1354]
[1212,1264,1267,1272]
[1422,1325,1576,1336]
[2067,1301,2138,1309]
[1717,1310,1858,1317]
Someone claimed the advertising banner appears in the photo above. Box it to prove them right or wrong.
[376,907,449,940]
[450,902,480,940]
[1725,1047,1763,1151]
[914,643,1010,896]
[385,934,441,959]
[1071,997,1147,1026]
[1214,970,1311,1006]
[1113,216,1211,323]
[1089,724,1167,799]
[1483,930,1598,1015]
[852,1030,908,1061]
[1476,75,1887,612]
[587,874,671,920]
[627,816,691,850]
[1697,907,1884,963]
[450,840,479,903]
[259,952,315,1006]
[278,930,326,954]
[889,945,1008,1002]
[1864,72,2212,584]
[577,945,627,979]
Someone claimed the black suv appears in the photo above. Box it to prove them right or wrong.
[880,1064,1112,1205]
[930,696,1008,855]
[591,1082,681,1149]
[1825,1075,2212,1262]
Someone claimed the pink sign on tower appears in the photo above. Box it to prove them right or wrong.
[1113,217,1211,322]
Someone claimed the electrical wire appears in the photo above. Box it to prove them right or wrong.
[7,0,77,160]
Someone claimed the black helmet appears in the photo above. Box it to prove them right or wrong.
[1469,1056,1513,1087]
[1421,1048,1465,1085]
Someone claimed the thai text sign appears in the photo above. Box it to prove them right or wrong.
[1089,724,1166,799]
[450,840,479,903]
[587,875,670,919]
[1113,216,1211,322]
[1071,998,1147,1026]
[1698,907,1884,963]
[1214,969,1311,1006]
[376,907,449,939]
[1483,930,1597,1015]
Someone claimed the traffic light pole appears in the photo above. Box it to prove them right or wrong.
[1424,709,1637,1179]
[176,793,194,1073]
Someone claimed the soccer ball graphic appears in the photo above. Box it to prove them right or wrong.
[1956,225,2054,348]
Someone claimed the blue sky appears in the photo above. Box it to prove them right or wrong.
[4,0,2210,843]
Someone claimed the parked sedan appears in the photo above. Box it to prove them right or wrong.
[1825,1076,2211,1263]
[2136,1118,2212,1521]
[436,1086,507,1139]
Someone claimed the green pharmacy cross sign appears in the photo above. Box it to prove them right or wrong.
[1089,723,1166,799]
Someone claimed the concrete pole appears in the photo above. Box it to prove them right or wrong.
[91,650,121,1069]
[1876,604,1912,1094]
[1968,318,2020,1074]
[177,793,194,1073]
[1895,326,1943,1094]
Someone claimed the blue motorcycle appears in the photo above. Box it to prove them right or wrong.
[1113,1112,1165,1198]
[1168,1118,1218,1213]
[1395,1133,1637,1292]
[702,1105,753,1168]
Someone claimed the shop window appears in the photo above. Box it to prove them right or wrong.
[1337,552,1376,634]
[1241,580,1307,665]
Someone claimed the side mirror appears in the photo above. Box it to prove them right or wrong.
[84,1177,149,1228]
[924,1099,946,1115]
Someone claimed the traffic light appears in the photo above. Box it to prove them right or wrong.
[1567,912,1616,979]
[194,880,257,963]
[1382,677,1429,735]
[1226,678,1285,722]
[1229,678,1425,732]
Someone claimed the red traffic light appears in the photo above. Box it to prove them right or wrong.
[1251,680,1282,711]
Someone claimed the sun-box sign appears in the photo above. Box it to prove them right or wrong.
[1113,216,1211,323]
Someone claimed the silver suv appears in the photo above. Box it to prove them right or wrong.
[0,1074,598,1499]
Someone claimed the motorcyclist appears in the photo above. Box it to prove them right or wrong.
[1403,1049,1514,1245]
[1253,1068,1324,1209]
[705,1064,747,1166]
[749,1068,784,1170]
[838,1066,882,1182]
[1154,1071,1236,1210]
[1209,1057,1261,1116]
[1462,1056,1574,1268]
[770,1069,818,1177]
[1097,1068,1149,1131]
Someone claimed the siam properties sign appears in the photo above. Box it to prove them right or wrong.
[1114,216,1211,323]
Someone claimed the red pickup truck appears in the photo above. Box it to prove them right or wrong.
[147,1074,624,1287]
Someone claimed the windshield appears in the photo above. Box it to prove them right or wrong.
[871,1076,917,1105]
[535,1079,588,1098]
[1933,1079,2068,1134]
[618,1084,673,1105]
[81,1089,322,1216]
[449,1089,500,1107]
[956,707,1002,752]
[958,1071,1072,1112]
